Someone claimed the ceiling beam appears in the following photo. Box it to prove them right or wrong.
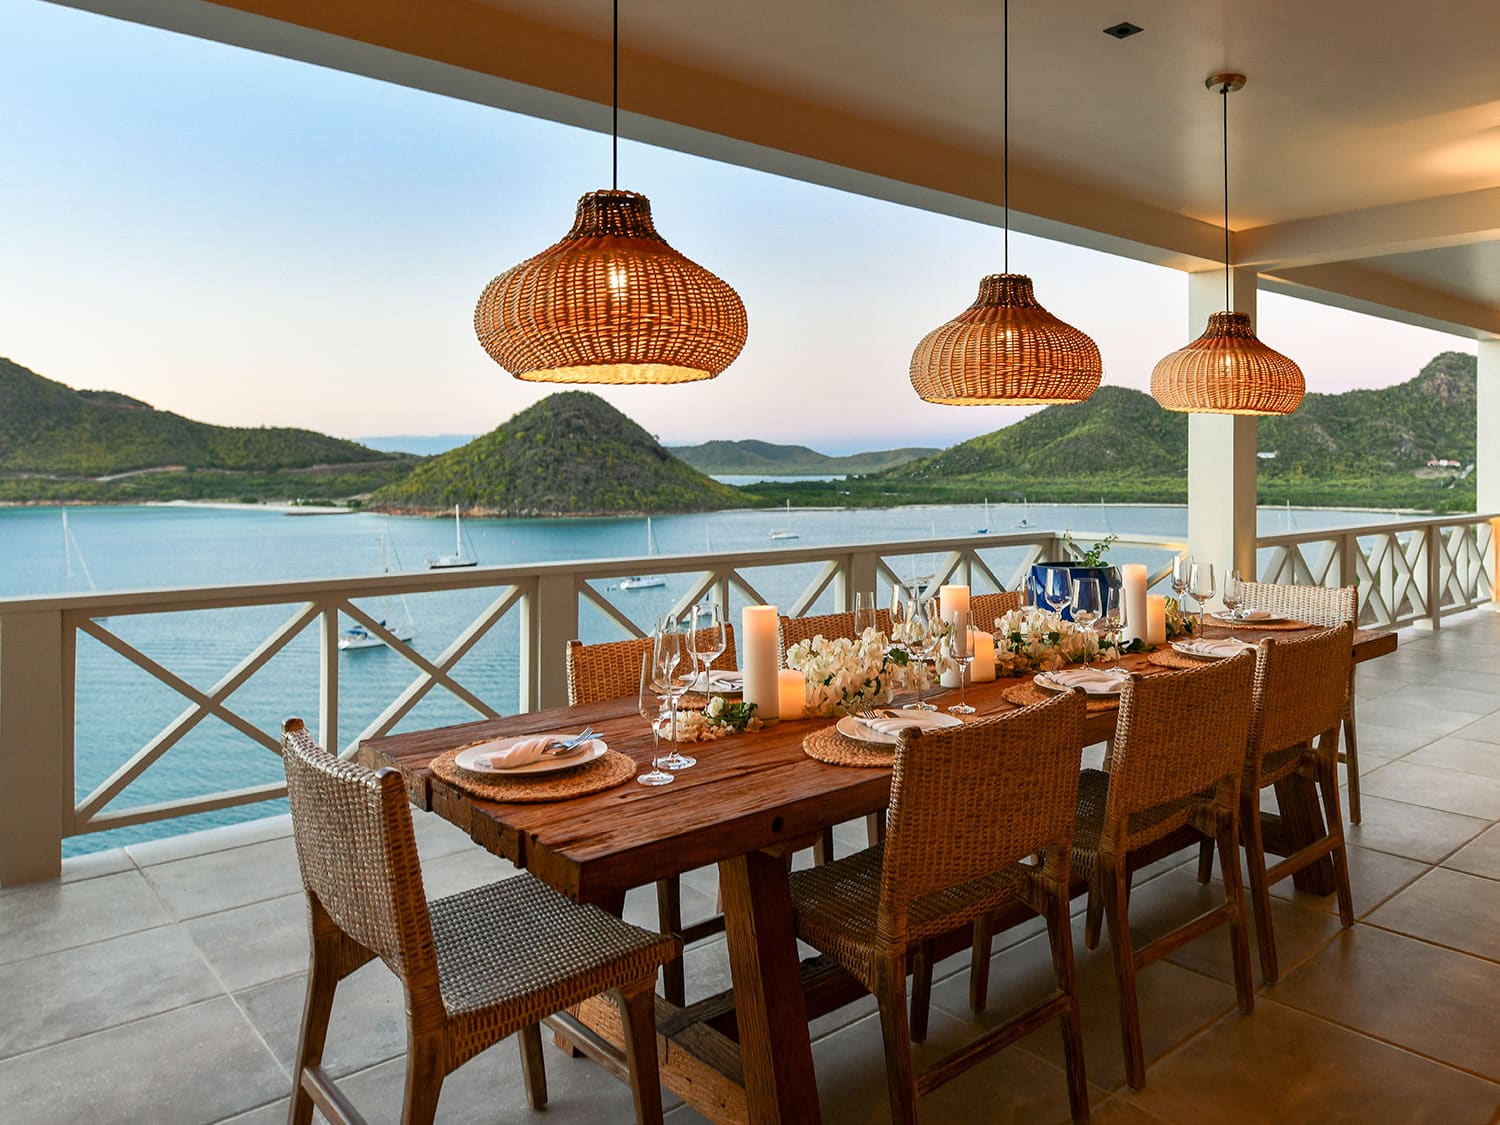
[1237,187,1500,271]
[1260,260,1500,339]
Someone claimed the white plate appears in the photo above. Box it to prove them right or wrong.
[680,670,744,694]
[835,711,962,747]
[1033,670,1126,696]
[1171,639,1254,660]
[454,737,607,775]
[1208,611,1287,625]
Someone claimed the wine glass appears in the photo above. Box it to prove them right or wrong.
[636,652,673,787]
[1222,570,1244,621]
[854,591,878,637]
[902,590,939,712]
[652,625,697,771]
[687,602,726,690]
[1095,585,1124,667]
[946,611,975,716]
[1043,567,1073,618]
[1172,554,1193,611]
[1071,577,1102,665]
[1189,561,1216,629]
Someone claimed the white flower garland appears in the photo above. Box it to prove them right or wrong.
[990,608,1099,675]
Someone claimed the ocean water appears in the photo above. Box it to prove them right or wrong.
[0,500,1391,855]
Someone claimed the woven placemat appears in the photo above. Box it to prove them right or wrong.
[1203,615,1310,631]
[430,747,636,802]
[802,724,894,769]
[1003,681,1119,713]
[1148,649,1214,670]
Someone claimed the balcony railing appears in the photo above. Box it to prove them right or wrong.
[1,515,1494,884]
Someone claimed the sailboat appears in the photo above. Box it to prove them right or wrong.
[427,505,477,569]
[975,498,991,535]
[341,536,416,650]
[768,500,800,540]
[1013,498,1032,528]
[619,517,666,590]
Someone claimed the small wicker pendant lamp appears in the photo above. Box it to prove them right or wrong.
[1151,75,1303,415]
[473,1,746,385]
[910,0,1102,406]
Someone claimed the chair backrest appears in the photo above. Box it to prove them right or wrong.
[1249,622,1354,764]
[1102,653,1256,856]
[778,610,891,663]
[567,625,737,706]
[1240,582,1356,627]
[877,690,1086,943]
[280,718,436,981]
[971,591,1024,631]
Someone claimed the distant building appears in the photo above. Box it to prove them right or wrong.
[1427,458,1461,468]
[1257,451,1278,460]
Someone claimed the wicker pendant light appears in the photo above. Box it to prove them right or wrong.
[473,1,746,385]
[1151,75,1304,415]
[910,0,1102,406]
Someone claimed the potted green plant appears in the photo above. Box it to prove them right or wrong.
[1027,533,1121,620]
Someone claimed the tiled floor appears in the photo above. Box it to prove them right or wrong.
[4,613,1500,1123]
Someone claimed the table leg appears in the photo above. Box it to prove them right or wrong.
[1272,773,1336,895]
[718,850,821,1125]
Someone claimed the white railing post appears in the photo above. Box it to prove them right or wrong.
[532,572,579,711]
[318,602,339,754]
[0,610,68,884]
[1423,523,1444,630]
[841,549,881,610]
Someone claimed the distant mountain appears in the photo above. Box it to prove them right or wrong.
[669,439,939,476]
[358,434,478,456]
[370,391,740,516]
[0,357,415,503]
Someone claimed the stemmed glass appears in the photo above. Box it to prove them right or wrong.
[1071,577,1102,665]
[902,590,940,712]
[1172,554,1193,612]
[854,591,878,636]
[1189,561,1216,629]
[1223,570,1244,621]
[636,653,674,787]
[652,623,697,771]
[1044,567,1073,619]
[687,602,726,691]
[1095,585,1124,667]
[946,611,975,716]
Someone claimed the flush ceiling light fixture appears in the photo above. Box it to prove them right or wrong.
[473,0,747,384]
[1150,74,1304,415]
[909,0,1103,406]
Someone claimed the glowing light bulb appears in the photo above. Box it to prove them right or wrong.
[607,263,629,292]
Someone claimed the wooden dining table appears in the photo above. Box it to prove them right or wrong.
[360,624,1395,1125]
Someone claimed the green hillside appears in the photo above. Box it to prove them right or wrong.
[370,391,741,516]
[669,438,938,475]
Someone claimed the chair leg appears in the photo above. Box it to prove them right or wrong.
[909,941,934,1043]
[1317,746,1356,929]
[1196,837,1215,884]
[1084,884,1103,951]
[969,914,994,1013]
[1043,885,1090,1124]
[615,976,665,1125]
[289,927,342,1125]
[1215,817,1255,1016]
[518,1023,548,1110]
[813,826,836,866]
[400,1030,445,1125]
[874,956,919,1124]
[866,810,887,846]
[1240,793,1280,985]
[1342,700,1362,825]
[655,878,686,1007]
[1102,858,1146,1090]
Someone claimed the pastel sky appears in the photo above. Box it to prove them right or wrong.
[0,1,1475,454]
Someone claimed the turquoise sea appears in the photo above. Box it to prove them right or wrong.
[0,500,1391,855]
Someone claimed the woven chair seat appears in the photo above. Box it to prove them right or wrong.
[1250,742,1308,790]
[432,875,676,1033]
[790,844,1031,990]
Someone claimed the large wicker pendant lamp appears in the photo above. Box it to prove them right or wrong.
[1151,75,1304,415]
[473,1,747,385]
[910,0,1102,406]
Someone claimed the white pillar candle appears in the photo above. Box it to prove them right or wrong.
[742,605,781,722]
[1121,564,1149,646]
[970,631,996,682]
[1146,595,1168,646]
[777,669,805,720]
[938,584,970,624]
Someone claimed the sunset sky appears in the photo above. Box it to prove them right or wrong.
[0,0,1475,453]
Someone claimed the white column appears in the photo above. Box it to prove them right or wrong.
[1477,338,1500,609]
[1187,268,1259,580]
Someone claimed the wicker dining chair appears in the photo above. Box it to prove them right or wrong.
[1239,582,1363,823]
[278,719,677,1125]
[1234,623,1357,984]
[1070,654,1257,1090]
[971,590,1025,629]
[788,692,1090,1124]
[564,629,736,1008]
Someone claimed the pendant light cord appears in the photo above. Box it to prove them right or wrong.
[1221,79,1230,310]
[612,0,619,190]
[1003,0,1009,274]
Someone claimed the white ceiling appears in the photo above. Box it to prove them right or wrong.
[56,0,1500,335]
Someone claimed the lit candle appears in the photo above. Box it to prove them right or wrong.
[970,631,996,681]
[777,669,805,720]
[938,584,970,624]
[742,605,781,722]
[1121,564,1149,646]
[1146,595,1167,646]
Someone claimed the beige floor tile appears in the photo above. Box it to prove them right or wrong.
[1366,867,1500,960]
[56,847,135,884]
[1354,697,1485,739]
[0,869,174,964]
[1275,924,1500,1080]
[184,891,309,992]
[1129,1000,1500,1125]
[1443,823,1500,880]
[1271,843,1428,919]
[1360,760,1500,820]
[1344,794,1489,863]
[1449,710,1500,746]
[142,835,304,920]
[1088,1095,1179,1124]
[238,961,407,1080]
[1405,735,1500,780]
[125,813,292,867]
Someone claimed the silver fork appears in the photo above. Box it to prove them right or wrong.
[543,727,595,756]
